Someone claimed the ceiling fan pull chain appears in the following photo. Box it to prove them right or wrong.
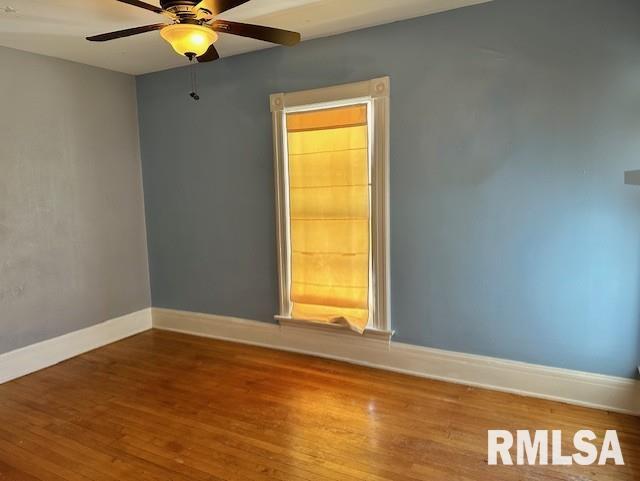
[195,61,200,98]
[189,59,200,101]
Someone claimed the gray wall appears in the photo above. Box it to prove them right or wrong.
[0,47,150,353]
[137,0,640,378]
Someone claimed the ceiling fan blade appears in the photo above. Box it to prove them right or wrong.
[211,20,300,46]
[86,23,166,42]
[194,0,250,16]
[116,0,164,14]
[197,44,220,63]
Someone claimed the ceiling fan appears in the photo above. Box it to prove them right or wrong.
[86,0,301,63]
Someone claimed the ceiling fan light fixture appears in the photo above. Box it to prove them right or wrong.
[161,24,217,58]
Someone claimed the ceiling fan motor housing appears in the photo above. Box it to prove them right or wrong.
[160,0,198,7]
[160,0,206,15]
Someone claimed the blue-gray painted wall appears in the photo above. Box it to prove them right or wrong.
[0,47,150,355]
[137,0,640,378]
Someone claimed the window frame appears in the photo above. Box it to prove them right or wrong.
[270,77,391,334]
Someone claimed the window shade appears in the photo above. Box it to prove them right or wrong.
[286,104,370,333]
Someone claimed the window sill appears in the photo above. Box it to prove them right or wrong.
[275,315,394,342]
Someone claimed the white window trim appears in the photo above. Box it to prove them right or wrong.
[270,77,391,337]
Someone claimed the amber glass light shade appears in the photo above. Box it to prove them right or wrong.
[160,24,218,57]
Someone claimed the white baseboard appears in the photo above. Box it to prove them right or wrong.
[153,308,640,416]
[0,308,152,384]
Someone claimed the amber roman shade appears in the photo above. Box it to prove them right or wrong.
[286,104,371,333]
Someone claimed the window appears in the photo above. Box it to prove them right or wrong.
[270,78,390,335]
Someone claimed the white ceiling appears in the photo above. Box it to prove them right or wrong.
[0,0,491,75]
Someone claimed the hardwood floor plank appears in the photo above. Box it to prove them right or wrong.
[0,459,43,481]
[0,330,637,481]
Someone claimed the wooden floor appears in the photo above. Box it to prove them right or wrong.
[0,330,638,481]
